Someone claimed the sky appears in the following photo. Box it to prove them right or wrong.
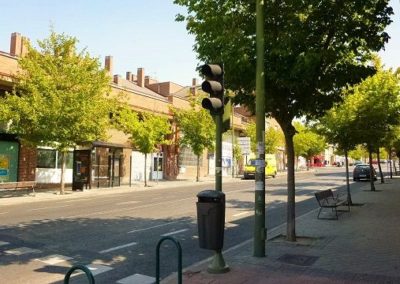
[0,0,399,87]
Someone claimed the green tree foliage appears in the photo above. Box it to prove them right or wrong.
[174,0,393,241]
[347,66,400,187]
[245,121,284,154]
[113,109,172,186]
[172,102,215,182]
[293,122,326,168]
[0,31,114,194]
[348,145,368,162]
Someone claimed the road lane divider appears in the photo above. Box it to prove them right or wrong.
[116,201,140,205]
[161,229,188,237]
[232,211,251,217]
[30,205,71,211]
[99,241,138,254]
[127,221,179,234]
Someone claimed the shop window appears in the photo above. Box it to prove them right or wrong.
[37,149,56,168]
[37,149,73,169]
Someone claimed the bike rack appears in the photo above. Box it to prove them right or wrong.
[64,264,95,284]
[156,236,182,284]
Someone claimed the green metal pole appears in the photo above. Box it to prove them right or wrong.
[254,0,266,257]
[216,113,222,192]
[208,112,229,273]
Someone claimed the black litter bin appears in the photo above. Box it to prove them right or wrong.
[196,190,225,250]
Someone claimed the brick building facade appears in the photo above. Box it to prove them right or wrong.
[0,32,251,187]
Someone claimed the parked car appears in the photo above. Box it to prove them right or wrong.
[353,164,377,181]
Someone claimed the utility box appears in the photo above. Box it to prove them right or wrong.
[196,190,225,250]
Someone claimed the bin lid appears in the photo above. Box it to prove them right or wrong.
[197,190,225,199]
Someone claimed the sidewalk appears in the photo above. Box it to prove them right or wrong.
[164,178,400,283]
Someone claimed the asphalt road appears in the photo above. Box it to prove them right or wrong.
[0,167,366,284]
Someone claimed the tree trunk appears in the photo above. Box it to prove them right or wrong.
[144,153,148,187]
[284,127,296,242]
[60,151,66,195]
[376,150,384,183]
[394,159,397,175]
[389,154,393,179]
[196,154,200,182]
[344,150,352,205]
[368,149,376,191]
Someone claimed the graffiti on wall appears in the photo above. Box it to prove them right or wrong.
[0,154,10,181]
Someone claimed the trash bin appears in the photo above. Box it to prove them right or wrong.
[196,190,225,250]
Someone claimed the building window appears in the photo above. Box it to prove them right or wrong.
[37,148,73,169]
[179,146,202,167]
[37,149,56,168]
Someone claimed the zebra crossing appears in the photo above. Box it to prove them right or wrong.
[0,236,172,283]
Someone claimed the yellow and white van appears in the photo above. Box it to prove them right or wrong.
[243,154,277,179]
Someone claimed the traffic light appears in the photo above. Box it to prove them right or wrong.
[201,64,224,115]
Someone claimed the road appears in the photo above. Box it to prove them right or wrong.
[0,167,364,284]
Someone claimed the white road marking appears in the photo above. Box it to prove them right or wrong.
[0,241,10,246]
[116,201,140,205]
[127,221,179,234]
[5,247,42,255]
[233,211,251,217]
[62,198,93,203]
[85,264,113,276]
[66,197,194,219]
[225,223,238,228]
[117,273,155,284]
[31,205,71,211]
[36,254,72,265]
[161,229,188,237]
[99,241,138,254]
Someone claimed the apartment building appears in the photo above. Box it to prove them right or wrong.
[0,32,251,188]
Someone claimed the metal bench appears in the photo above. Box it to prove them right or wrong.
[314,189,349,220]
[0,181,36,195]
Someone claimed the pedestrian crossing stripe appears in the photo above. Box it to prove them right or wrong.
[117,273,155,284]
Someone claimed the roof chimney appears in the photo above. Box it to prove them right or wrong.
[126,71,132,81]
[20,36,28,57]
[145,76,150,86]
[191,78,197,95]
[137,68,145,87]
[105,56,113,75]
[113,75,121,85]
[10,32,22,57]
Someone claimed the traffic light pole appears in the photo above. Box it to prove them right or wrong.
[207,112,230,273]
[254,0,266,257]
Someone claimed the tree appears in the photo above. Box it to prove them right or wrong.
[172,101,215,182]
[317,96,360,205]
[113,109,172,187]
[346,66,400,190]
[245,121,284,154]
[174,0,393,241]
[0,31,114,194]
[293,122,326,170]
[349,145,368,162]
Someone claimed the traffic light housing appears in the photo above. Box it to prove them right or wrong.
[201,64,224,115]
